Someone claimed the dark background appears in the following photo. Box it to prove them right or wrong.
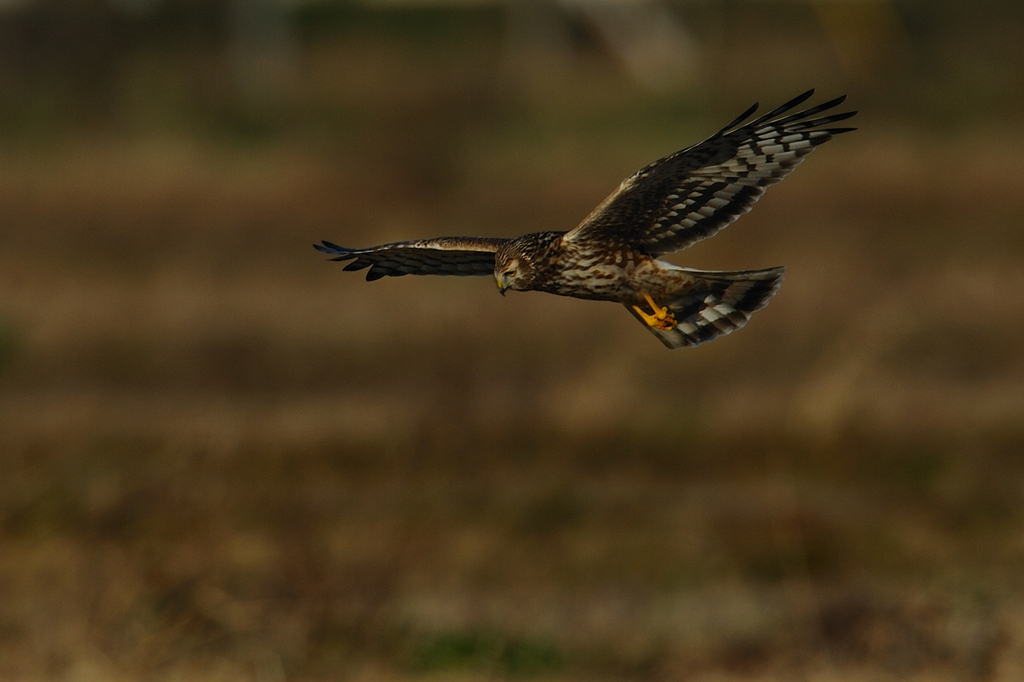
[1,0,1023,679]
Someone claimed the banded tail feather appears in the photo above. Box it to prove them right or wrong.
[627,267,785,348]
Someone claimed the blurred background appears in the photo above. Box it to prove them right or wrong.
[0,0,1023,680]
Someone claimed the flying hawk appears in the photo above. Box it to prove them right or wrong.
[316,90,855,348]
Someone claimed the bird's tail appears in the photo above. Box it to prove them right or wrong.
[626,266,784,349]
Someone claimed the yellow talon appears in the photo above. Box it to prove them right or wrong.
[633,294,677,331]
[645,294,669,320]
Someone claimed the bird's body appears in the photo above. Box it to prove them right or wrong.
[316,91,855,348]
[506,235,689,304]
[498,232,647,302]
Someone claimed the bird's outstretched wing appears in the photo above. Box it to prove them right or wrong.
[314,237,506,280]
[563,90,856,256]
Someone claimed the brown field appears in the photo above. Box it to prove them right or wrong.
[1,3,1023,680]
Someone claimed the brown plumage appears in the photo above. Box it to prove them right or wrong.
[315,90,855,348]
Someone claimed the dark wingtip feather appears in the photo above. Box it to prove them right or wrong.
[818,93,847,109]
[753,92,854,132]
[822,110,858,125]
[316,240,361,262]
[745,89,817,127]
[787,89,817,106]
[716,100,760,136]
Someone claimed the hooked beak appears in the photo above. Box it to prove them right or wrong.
[496,274,509,296]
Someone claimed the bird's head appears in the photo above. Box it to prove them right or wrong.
[494,255,526,296]
[495,232,561,295]
[494,239,538,295]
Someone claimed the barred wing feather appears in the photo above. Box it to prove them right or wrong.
[314,237,506,280]
[564,90,856,256]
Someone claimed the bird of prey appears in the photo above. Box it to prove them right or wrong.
[315,90,855,348]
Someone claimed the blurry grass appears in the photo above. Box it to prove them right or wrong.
[0,314,18,376]
[407,631,562,677]
[0,423,1021,679]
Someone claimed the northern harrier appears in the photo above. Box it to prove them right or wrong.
[316,91,855,348]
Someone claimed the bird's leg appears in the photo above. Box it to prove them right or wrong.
[633,294,677,331]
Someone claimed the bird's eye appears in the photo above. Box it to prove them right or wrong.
[504,270,516,278]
